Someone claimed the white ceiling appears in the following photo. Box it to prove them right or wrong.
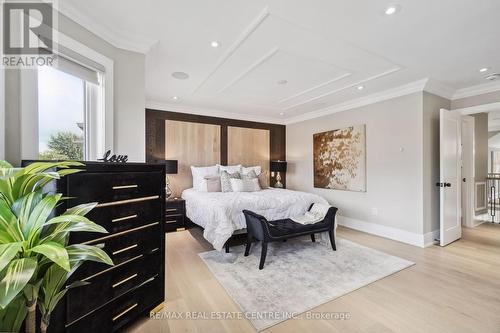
[60,0,500,123]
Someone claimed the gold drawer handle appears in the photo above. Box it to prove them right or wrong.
[112,303,138,322]
[112,244,138,255]
[112,273,138,288]
[112,214,138,223]
[166,220,178,224]
[112,184,138,190]
[165,208,177,212]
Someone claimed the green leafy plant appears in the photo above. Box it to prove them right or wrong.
[0,161,113,333]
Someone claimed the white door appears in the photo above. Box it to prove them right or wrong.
[439,109,462,246]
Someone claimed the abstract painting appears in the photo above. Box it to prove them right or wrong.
[313,125,366,191]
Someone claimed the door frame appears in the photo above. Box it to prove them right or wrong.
[461,116,475,228]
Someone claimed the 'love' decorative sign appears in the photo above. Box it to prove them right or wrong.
[98,150,128,163]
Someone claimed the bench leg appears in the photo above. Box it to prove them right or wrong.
[310,234,316,242]
[329,230,336,251]
[244,234,252,256]
[259,241,268,270]
[225,242,230,253]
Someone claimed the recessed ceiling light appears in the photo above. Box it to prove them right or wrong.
[277,79,288,85]
[279,112,285,116]
[171,71,189,80]
[479,67,490,73]
[357,85,365,90]
[384,4,401,15]
[211,41,220,48]
[172,96,179,101]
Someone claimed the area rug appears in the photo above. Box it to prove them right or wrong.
[199,237,414,331]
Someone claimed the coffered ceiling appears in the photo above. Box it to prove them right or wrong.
[60,0,500,123]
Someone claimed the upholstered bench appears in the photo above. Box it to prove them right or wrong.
[242,204,338,269]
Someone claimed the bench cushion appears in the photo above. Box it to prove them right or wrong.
[267,218,329,237]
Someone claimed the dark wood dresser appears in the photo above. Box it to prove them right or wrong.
[46,162,166,333]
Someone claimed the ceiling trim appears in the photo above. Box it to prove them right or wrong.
[58,2,156,54]
[283,67,402,110]
[452,81,500,100]
[454,102,500,115]
[218,46,280,93]
[284,79,428,124]
[145,100,285,125]
[423,79,456,100]
[191,6,271,94]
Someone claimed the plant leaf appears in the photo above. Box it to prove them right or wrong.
[26,194,61,243]
[0,242,23,272]
[67,244,113,266]
[0,294,27,332]
[30,242,70,272]
[0,258,37,309]
[42,215,107,243]
[64,202,97,217]
[0,201,23,243]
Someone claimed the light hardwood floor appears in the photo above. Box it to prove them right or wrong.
[128,223,500,333]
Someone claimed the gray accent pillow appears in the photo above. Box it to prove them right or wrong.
[241,170,258,180]
[220,171,241,192]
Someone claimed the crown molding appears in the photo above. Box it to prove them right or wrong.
[452,81,500,100]
[284,79,428,125]
[423,79,456,100]
[58,2,156,54]
[145,100,285,125]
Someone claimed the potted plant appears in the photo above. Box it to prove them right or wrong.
[0,161,113,333]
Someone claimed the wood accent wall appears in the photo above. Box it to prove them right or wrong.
[165,120,221,196]
[228,126,270,176]
[145,109,286,188]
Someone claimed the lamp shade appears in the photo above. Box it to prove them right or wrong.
[270,160,287,173]
[165,160,178,174]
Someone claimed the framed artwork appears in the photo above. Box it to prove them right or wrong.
[313,125,366,192]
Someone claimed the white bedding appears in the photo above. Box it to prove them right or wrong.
[182,188,329,251]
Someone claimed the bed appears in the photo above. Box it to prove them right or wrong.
[182,188,329,251]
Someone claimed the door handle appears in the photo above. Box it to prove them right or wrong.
[436,182,451,187]
[444,183,451,187]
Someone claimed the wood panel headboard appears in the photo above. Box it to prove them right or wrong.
[145,109,286,195]
[165,120,221,196]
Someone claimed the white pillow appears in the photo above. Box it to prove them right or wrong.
[217,164,242,174]
[191,165,219,191]
[230,178,261,192]
[242,166,262,176]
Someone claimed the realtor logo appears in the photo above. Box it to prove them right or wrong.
[1,0,57,68]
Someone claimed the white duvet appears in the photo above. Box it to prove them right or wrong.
[182,188,329,251]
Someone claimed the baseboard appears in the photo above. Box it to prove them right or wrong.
[337,216,436,248]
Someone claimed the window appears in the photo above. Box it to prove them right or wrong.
[37,56,103,161]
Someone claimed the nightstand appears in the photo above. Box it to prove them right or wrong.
[165,198,186,232]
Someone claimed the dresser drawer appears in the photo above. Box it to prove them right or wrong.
[66,275,163,333]
[66,252,161,324]
[73,222,161,280]
[66,172,163,205]
[70,198,162,244]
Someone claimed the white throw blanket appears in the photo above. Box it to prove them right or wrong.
[291,203,331,225]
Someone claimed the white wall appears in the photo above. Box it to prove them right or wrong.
[287,93,430,246]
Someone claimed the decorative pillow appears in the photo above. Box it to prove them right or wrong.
[217,164,242,174]
[258,170,270,189]
[199,175,222,192]
[241,170,258,180]
[241,166,262,176]
[191,165,219,191]
[220,171,241,192]
[230,178,261,192]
